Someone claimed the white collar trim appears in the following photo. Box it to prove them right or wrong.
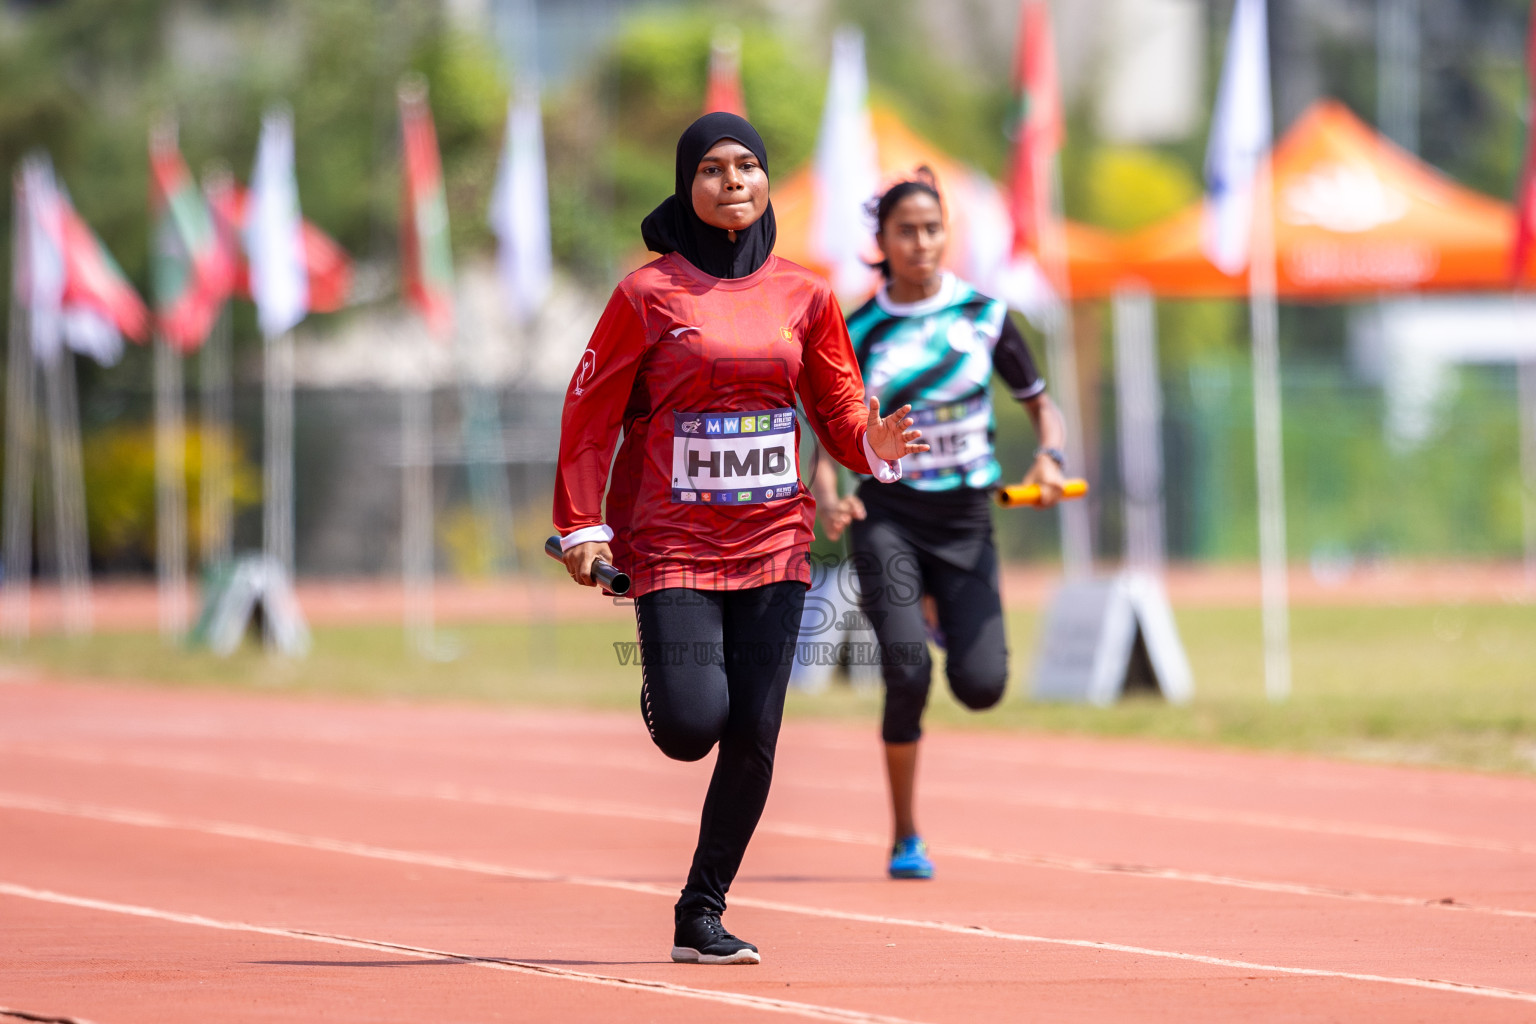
[875,271,957,318]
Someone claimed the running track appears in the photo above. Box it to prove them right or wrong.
[2,677,1534,1023]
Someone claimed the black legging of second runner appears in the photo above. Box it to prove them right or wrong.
[634,581,806,916]
[847,481,1009,744]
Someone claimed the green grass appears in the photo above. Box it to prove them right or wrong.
[4,601,1535,775]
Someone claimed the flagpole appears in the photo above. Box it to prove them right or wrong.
[202,161,236,577]
[264,328,296,597]
[402,359,434,650]
[1112,283,1166,573]
[201,303,233,572]
[397,77,456,654]
[153,332,190,641]
[488,71,552,571]
[40,350,91,635]
[1519,358,1536,593]
[2,216,35,642]
[147,117,195,643]
[1248,154,1291,701]
[1036,155,1093,578]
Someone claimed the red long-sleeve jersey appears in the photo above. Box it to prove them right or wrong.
[554,253,879,596]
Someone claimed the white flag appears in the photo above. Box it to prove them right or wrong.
[489,80,552,325]
[811,27,881,301]
[60,307,123,367]
[18,156,66,366]
[963,170,1056,328]
[1202,0,1272,275]
[247,108,309,339]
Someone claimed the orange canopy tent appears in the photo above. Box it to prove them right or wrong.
[769,107,1124,302]
[1119,100,1536,298]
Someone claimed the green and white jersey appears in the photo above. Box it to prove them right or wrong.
[846,272,1044,492]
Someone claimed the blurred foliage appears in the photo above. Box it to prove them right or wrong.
[1154,298,1243,373]
[80,424,259,570]
[546,9,824,282]
[1084,147,1197,233]
[990,359,1534,565]
[5,0,1532,317]
[438,504,503,578]
[834,0,1010,178]
[0,0,507,341]
[1172,363,1527,562]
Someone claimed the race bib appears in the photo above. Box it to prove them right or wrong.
[671,407,800,504]
[904,395,993,480]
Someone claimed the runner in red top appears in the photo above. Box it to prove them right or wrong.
[553,250,899,594]
[552,112,925,965]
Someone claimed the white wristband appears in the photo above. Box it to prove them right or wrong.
[559,525,614,551]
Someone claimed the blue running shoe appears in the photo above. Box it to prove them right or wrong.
[888,835,934,879]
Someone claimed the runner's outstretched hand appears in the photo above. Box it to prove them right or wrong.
[865,396,929,462]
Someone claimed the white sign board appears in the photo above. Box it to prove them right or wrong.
[191,553,310,657]
[1031,572,1192,705]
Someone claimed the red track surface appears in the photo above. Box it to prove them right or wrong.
[3,676,1535,1023]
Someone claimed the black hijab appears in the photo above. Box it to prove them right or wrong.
[641,112,777,279]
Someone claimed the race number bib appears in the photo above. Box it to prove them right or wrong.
[904,395,992,481]
[671,407,800,504]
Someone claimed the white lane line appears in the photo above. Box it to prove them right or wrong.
[19,738,1534,859]
[0,883,926,1024]
[7,748,1535,922]
[788,763,1536,857]
[916,785,1536,856]
[4,792,1536,1007]
[237,736,1536,857]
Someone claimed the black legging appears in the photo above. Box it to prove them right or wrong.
[847,506,1008,744]
[634,581,806,916]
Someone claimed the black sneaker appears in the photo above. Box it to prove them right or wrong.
[670,910,761,965]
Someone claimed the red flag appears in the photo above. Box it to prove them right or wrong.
[203,168,245,308]
[703,33,747,118]
[59,201,150,342]
[207,184,353,313]
[398,81,455,339]
[1513,10,1536,283]
[149,125,236,351]
[1005,0,1064,256]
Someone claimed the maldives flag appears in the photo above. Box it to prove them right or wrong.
[398,81,455,340]
[1005,0,1064,256]
[60,196,151,350]
[149,125,235,351]
[1513,9,1536,282]
[15,153,148,366]
[703,31,747,118]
